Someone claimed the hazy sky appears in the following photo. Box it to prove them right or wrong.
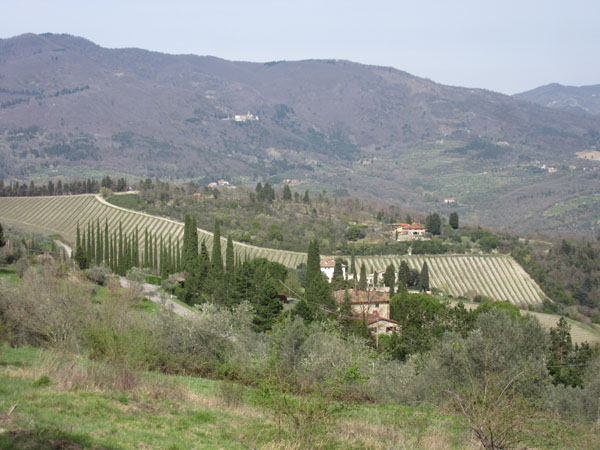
[1,0,599,94]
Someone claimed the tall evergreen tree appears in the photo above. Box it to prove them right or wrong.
[358,263,367,290]
[449,212,459,230]
[425,213,442,235]
[117,222,125,275]
[398,261,410,289]
[305,239,321,288]
[383,264,396,291]
[252,279,283,332]
[133,227,139,268]
[182,215,199,272]
[104,220,109,266]
[225,235,234,274]
[199,241,211,282]
[74,223,88,269]
[144,229,149,267]
[350,254,357,285]
[0,222,5,248]
[420,262,430,292]
[153,237,158,272]
[87,223,93,264]
[331,258,345,289]
[282,184,292,201]
[212,219,223,276]
[95,220,102,265]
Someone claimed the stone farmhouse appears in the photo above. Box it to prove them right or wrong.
[333,289,398,335]
[393,223,428,241]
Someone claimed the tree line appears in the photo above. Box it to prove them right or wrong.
[0,176,128,197]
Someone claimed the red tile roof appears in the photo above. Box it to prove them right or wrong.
[333,289,390,304]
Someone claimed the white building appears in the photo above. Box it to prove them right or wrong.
[320,258,346,283]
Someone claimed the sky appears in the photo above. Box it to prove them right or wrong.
[1,0,599,94]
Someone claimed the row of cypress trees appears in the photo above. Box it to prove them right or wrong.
[73,219,182,277]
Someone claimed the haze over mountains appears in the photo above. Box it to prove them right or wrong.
[1,33,599,235]
[516,83,600,116]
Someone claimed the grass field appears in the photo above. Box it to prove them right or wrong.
[0,194,545,306]
[0,346,472,449]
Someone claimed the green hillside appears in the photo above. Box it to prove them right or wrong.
[0,194,544,306]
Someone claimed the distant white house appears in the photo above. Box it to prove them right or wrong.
[320,258,346,283]
[234,112,259,122]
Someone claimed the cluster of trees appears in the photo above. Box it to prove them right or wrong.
[73,220,181,277]
[0,176,128,197]
[179,215,287,332]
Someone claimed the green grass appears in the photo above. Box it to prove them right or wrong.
[0,267,19,284]
[0,346,475,449]
[2,345,594,449]
[138,297,159,313]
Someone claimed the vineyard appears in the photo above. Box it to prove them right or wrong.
[0,194,545,306]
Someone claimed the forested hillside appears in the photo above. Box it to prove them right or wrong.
[1,33,600,233]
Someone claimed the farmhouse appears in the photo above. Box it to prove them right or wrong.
[362,314,399,335]
[320,258,346,283]
[333,289,391,322]
[393,223,427,241]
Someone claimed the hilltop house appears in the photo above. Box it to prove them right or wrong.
[320,258,346,283]
[393,223,427,241]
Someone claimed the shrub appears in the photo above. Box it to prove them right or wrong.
[86,264,112,285]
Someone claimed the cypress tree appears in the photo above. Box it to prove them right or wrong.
[212,219,223,276]
[398,261,410,289]
[282,184,292,201]
[331,258,345,289]
[96,220,102,265]
[305,239,321,288]
[74,223,88,269]
[153,237,158,272]
[350,254,357,285]
[384,264,396,292]
[176,241,181,272]
[111,231,117,272]
[118,222,124,275]
[225,236,234,274]
[104,220,109,266]
[160,237,168,278]
[199,241,211,281]
[358,263,367,290]
[87,223,93,264]
[144,229,149,267]
[449,212,459,230]
[148,234,153,269]
[133,227,139,268]
[252,279,283,332]
[0,222,5,248]
[183,215,199,272]
[420,262,430,292]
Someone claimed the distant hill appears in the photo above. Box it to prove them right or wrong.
[515,83,600,116]
[1,33,600,235]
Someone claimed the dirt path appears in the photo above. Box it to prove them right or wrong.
[119,277,194,317]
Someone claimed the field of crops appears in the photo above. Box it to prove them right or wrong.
[0,194,544,306]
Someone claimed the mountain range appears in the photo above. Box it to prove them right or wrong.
[1,33,599,235]
[516,83,600,116]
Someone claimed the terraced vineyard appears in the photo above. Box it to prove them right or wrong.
[0,194,545,306]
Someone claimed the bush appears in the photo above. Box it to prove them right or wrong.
[14,256,30,278]
[86,265,112,285]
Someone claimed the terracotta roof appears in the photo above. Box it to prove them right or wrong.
[354,312,398,326]
[333,289,390,304]
[320,258,336,268]
[395,223,425,230]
